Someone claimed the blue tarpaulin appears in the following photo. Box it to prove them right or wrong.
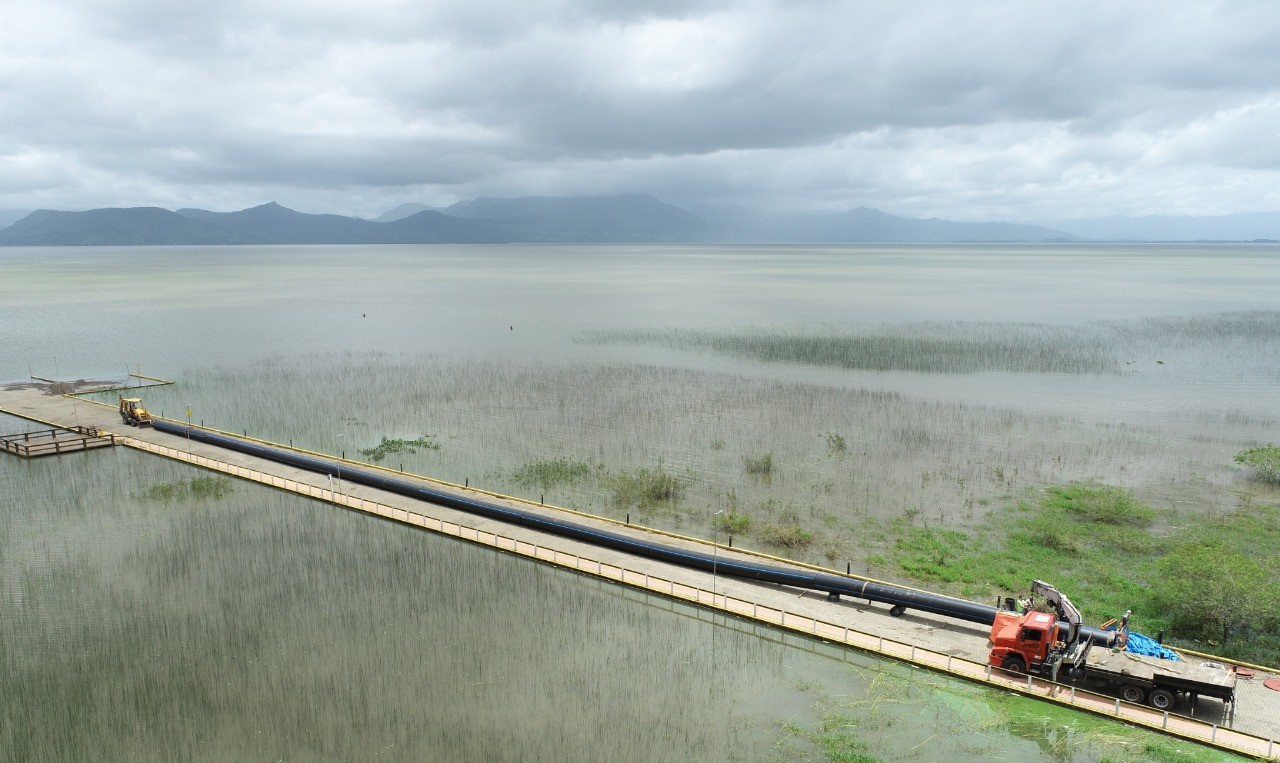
[1124,631,1180,661]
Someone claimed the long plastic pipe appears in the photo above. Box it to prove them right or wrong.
[153,420,1114,645]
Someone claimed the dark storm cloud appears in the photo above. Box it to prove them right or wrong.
[2,1,1279,218]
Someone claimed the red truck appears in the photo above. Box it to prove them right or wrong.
[987,581,1236,711]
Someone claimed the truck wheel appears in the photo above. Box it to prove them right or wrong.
[1148,688,1175,710]
[1120,685,1146,704]
[1001,655,1026,674]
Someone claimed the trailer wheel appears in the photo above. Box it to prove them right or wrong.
[1120,685,1146,704]
[1148,688,1175,710]
[1001,655,1026,674]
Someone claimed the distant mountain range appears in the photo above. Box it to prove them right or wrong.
[0,195,1277,245]
[1040,212,1280,242]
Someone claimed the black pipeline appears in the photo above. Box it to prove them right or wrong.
[153,420,1114,646]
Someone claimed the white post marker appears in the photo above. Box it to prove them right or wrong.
[712,509,725,600]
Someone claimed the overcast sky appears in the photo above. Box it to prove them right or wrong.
[3,1,1279,221]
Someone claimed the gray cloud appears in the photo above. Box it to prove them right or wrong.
[3,1,1280,219]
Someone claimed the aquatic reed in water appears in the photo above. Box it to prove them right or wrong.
[581,323,1118,374]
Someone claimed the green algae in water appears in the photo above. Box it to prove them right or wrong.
[774,665,1250,763]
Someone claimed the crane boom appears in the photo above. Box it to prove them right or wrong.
[1031,579,1082,646]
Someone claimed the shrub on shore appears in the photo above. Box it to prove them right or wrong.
[1235,445,1280,484]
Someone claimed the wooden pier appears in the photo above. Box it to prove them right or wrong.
[1,425,117,458]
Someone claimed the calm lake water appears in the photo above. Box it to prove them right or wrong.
[3,243,1277,423]
[2,243,1272,761]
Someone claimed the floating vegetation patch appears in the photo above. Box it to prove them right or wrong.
[582,324,1117,374]
[713,510,752,534]
[510,457,599,490]
[138,475,233,502]
[359,435,440,463]
[606,467,684,510]
[744,451,774,476]
[778,713,879,763]
[758,524,815,549]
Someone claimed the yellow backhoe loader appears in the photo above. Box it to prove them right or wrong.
[118,396,153,427]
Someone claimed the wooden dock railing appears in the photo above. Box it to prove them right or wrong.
[1,427,117,458]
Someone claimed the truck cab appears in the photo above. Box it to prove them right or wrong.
[989,609,1056,673]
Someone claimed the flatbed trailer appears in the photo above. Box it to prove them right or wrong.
[1077,648,1237,709]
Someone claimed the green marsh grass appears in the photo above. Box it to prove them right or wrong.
[881,482,1280,664]
[1040,483,1155,526]
[885,483,1162,618]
